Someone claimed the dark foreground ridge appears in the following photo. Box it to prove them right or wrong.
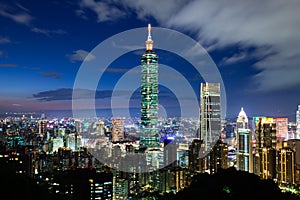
[0,160,57,200]
[169,167,299,200]
[1,160,299,200]
[133,167,300,200]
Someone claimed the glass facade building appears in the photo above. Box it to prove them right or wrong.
[236,108,253,172]
[237,128,252,172]
[200,82,221,152]
[139,24,160,149]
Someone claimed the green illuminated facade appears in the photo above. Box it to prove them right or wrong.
[139,24,160,149]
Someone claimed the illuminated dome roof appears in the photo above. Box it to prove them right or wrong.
[237,107,248,122]
[238,107,247,117]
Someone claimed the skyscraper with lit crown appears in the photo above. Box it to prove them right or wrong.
[236,107,248,129]
[235,107,253,172]
[140,24,160,149]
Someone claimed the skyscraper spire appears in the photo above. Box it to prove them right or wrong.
[147,24,152,41]
[146,24,153,50]
[140,23,159,149]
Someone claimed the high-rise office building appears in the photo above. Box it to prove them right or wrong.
[283,139,300,184]
[163,137,177,168]
[200,82,221,152]
[255,117,277,149]
[274,118,288,141]
[261,147,277,180]
[51,138,64,153]
[277,147,295,185]
[209,139,228,174]
[253,117,287,144]
[51,168,113,200]
[235,108,253,172]
[113,178,129,200]
[236,129,252,172]
[140,24,160,149]
[188,139,206,173]
[96,121,105,136]
[254,117,277,178]
[158,167,188,194]
[297,105,300,139]
[283,139,300,170]
[38,119,48,136]
[112,119,124,142]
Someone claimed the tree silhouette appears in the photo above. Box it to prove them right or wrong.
[159,167,300,200]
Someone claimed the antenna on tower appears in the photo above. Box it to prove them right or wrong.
[147,24,152,41]
[145,24,153,50]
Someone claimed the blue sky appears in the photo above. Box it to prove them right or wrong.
[1,0,300,121]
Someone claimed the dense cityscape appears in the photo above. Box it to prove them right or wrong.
[1,23,300,200]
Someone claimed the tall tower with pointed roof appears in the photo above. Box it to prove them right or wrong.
[139,24,160,149]
[236,107,253,172]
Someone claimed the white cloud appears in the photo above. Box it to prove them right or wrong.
[0,3,33,25]
[15,3,30,13]
[31,27,67,36]
[220,52,248,66]
[67,49,96,62]
[75,9,88,20]
[0,37,11,44]
[79,0,126,22]
[121,0,188,22]
[117,0,300,92]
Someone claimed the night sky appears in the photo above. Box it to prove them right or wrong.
[1,0,300,121]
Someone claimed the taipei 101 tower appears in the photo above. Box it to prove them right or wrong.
[139,24,160,150]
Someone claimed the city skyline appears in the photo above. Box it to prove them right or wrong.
[1,1,300,121]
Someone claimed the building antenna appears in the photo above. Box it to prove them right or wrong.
[146,24,153,50]
[147,24,152,41]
